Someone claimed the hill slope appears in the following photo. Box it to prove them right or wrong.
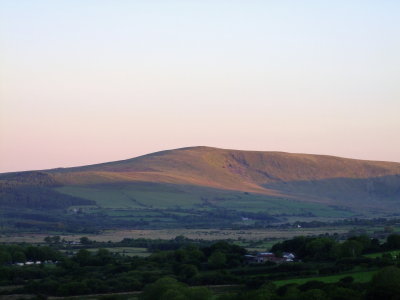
[2,147,400,231]
[48,146,400,192]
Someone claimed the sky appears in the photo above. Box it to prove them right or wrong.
[1,0,399,173]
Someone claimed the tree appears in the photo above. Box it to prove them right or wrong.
[140,277,186,300]
[340,240,363,258]
[300,289,328,300]
[366,266,400,300]
[140,277,212,300]
[271,236,310,258]
[80,237,91,245]
[330,287,361,300]
[57,281,89,296]
[279,285,300,300]
[186,287,212,300]
[74,249,92,266]
[208,251,226,269]
[0,251,11,265]
[178,264,199,280]
[44,236,61,244]
[385,234,400,250]
[12,251,26,263]
[305,238,337,260]
[347,235,370,251]
[95,248,113,265]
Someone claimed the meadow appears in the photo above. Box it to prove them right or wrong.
[364,250,400,258]
[0,227,351,244]
[274,270,377,287]
[56,185,355,217]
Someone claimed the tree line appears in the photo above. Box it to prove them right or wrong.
[1,234,400,299]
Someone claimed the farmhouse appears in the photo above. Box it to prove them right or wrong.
[245,252,295,263]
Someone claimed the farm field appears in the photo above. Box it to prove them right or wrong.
[0,227,351,244]
[274,270,377,287]
[56,186,203,209]
[56,184,356,217]
[364,250,400,258]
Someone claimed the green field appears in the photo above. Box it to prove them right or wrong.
[56,186,203,209]
[274,270,377,287]
[212,192,354,217]
[364,251,400,258]
[56,185,353,219]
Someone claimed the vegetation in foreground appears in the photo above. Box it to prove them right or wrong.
[2,233,400,299]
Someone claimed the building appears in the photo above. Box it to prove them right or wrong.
[245,252,296,264]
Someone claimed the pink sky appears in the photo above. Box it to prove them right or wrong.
[1,1,399,172]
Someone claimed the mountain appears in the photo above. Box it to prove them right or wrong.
[2,146,400,231]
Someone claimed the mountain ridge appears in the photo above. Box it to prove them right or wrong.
[52,146,400,188]
[2,146,400,226]
[2,146,400,193]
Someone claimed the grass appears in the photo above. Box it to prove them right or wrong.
[56,184,354,219]
[274,270,377,287]
[55,186,203,209]
[46,292,140,299]
[214,195,354,217]
[0,227,350,244]
[364,251,400,258]
[55,186,144,209]
[124,190,201,209]
[241,240,283,252]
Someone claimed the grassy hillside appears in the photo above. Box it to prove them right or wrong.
[49,146,400,193]
[1,146,400,231]
[53,146,400,210]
